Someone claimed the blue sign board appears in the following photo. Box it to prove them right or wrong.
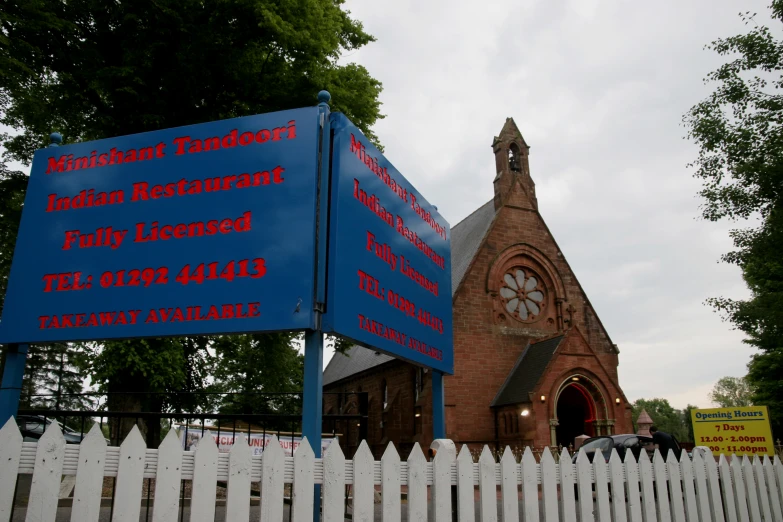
[324,114,454,374]
[0,107,320,343]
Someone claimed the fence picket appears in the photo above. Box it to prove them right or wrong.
[478,446,498,522]
[652,450,672,522]
[741,456,762,522]
[151,429,182,522]
[638,452,657,522]
[322,437,346,522]
[189,430,218,522]
[0,419,23,522]
[500,448,519,522]
[381,442,401,522]
[111,426,146,522]
[225,435,251,522]
[539,448,558,522]
[25,421,66,522]
[719,455,739,522]
[729,455,750,522]
[666,455,686,522]
[433,443,453,522]
[608,449,627,522]
[680,455,703,522]
[593,450,611,522]
[407,443,427,522]
[456,445,476,522]
[70,424,106,522]
[518,448,536,522]
[352,440,374,522]
[752,456,773,522]
[623,453,643,522]
[575,450,594,522]
[762,456,783,522]
[776,458,783,510]
[291,437,314,522]
[689,448,711,522]
[558,448,576,522]
[260,435,285,522]
[704,449,726,522]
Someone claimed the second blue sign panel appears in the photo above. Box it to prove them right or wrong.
[325,114,454,374]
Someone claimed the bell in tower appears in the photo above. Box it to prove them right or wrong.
[508,144,522,172]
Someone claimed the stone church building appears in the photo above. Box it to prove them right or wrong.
[323,119,633,458]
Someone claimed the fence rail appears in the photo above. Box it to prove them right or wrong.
[1,418,782,522]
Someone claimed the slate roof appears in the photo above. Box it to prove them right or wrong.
[323,200,497,387]
[490,335,564,407]
[449,199,496,294]
[323,345,394,386]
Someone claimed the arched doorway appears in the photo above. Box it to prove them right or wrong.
[555,382,596,448]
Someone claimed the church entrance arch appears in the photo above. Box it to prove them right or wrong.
[554,375,605,448]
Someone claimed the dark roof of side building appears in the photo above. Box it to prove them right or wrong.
[323,345,395,386]
[323,200,497,387]
[490,335,564,407]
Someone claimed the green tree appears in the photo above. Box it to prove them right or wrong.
[683,2,783,437]
[210,333,303,430]
[682,404,699,443]
[632,398,689,442]
[0,162,27,312]
[708,376,754,408]
[0,0,383,162]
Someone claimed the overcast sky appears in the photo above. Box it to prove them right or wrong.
[325,0,777,409]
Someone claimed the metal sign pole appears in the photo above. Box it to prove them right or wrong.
[301,90,331,522]
[0,343,29,425]
[432,370,446,438]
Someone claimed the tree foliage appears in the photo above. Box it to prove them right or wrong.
[0,162,27,313]
[631,398,691,442]
[0,0,384,162]
[708,375,754,407]
[683,2,783,437]
[211,333,304,418]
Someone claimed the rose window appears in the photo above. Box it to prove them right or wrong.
[499,268,545,322]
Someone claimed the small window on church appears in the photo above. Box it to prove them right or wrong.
[499,268,546,323]
[508,144,521,172]
[382,380,388,409]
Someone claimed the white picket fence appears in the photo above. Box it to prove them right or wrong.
[1,418,782,522]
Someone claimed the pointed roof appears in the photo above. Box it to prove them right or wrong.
[636,409,654,437]
[490,335,564,407]
[494,117,530,149]
[636,409,653,425]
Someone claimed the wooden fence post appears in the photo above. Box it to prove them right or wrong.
[70,424,106,522]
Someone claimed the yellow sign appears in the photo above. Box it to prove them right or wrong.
[691,406,775,457]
